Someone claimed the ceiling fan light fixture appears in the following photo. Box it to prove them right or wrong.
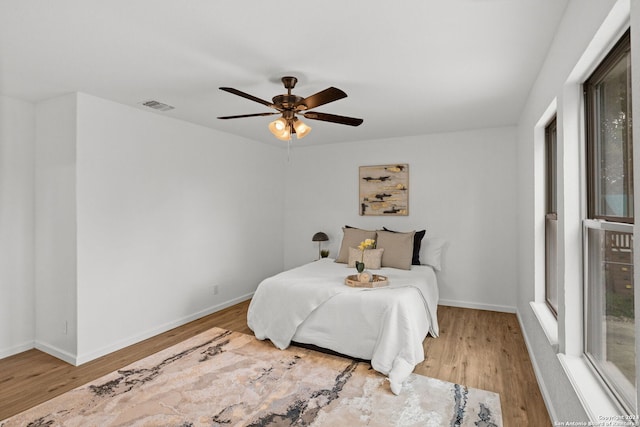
[275,127,291,141]
[293,118,312,139]
[269,117,287,132]
[269,118,291,141]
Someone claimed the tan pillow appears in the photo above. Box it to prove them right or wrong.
[376,230,415,270]
[335,227,377,263]
[347,247,384,269]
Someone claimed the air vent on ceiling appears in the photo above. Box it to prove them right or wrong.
[141,100,175,112]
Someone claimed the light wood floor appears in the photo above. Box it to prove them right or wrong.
[0,301,551,425]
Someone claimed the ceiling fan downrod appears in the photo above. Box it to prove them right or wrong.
[273,77,305,110]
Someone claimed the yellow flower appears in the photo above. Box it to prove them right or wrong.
[358,239,376,251]
[356,239,376,266]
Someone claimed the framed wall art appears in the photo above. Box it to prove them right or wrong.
[359,164,409,216]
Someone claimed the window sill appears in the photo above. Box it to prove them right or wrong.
[558,354,625,422]
[530,301,558,351]
[529,303,627,421]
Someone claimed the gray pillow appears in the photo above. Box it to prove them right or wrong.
[335,227,377,263]
[376,230,415,270]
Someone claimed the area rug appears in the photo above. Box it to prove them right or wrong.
[1,328,502,426]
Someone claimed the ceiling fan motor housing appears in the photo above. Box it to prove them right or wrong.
[272,94,305,110]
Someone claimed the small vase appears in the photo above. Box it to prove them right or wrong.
[355,261,365,273]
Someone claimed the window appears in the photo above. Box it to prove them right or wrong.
[545,116,559,316]
[586,30,633,223]
[584,29,635,412]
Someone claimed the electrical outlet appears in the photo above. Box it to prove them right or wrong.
[63,320,68,335]
[213,285,220,295]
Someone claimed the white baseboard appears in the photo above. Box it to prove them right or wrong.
[26,293,253,366]
[34,341,77,365]
[438,298,516,313]
[0,340,35,360]
[7,294,512,365]
[74,292,254,365]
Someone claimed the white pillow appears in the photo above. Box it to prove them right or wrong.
[421,237,446,271]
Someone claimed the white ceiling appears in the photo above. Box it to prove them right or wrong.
[0,0,568,146]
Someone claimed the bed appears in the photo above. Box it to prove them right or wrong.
[247,256,439,395]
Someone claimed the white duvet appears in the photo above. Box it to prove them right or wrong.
[247,258,439,394]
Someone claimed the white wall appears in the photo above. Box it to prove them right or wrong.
[34,93,79,361]
[0,95,36,358]
[29,92,286,364]
[516,0,630,422]
[284,127,518,312]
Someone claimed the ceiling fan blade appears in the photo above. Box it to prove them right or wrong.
[302,111,363,126]
[219,87,276,108]
[217,112,280,120]
[300,87,347,110]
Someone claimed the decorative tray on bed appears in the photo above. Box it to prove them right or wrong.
[345,274,389,288]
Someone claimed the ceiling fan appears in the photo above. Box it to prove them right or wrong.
[217,76,363,141]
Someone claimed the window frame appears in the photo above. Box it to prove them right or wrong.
[545,116,559,317]
[546,116,558,216]
[582,28,635,414]
[584,29,633,224]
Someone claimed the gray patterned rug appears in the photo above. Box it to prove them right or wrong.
[1,328,502,426]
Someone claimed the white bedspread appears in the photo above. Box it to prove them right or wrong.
[247,258,439,394]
